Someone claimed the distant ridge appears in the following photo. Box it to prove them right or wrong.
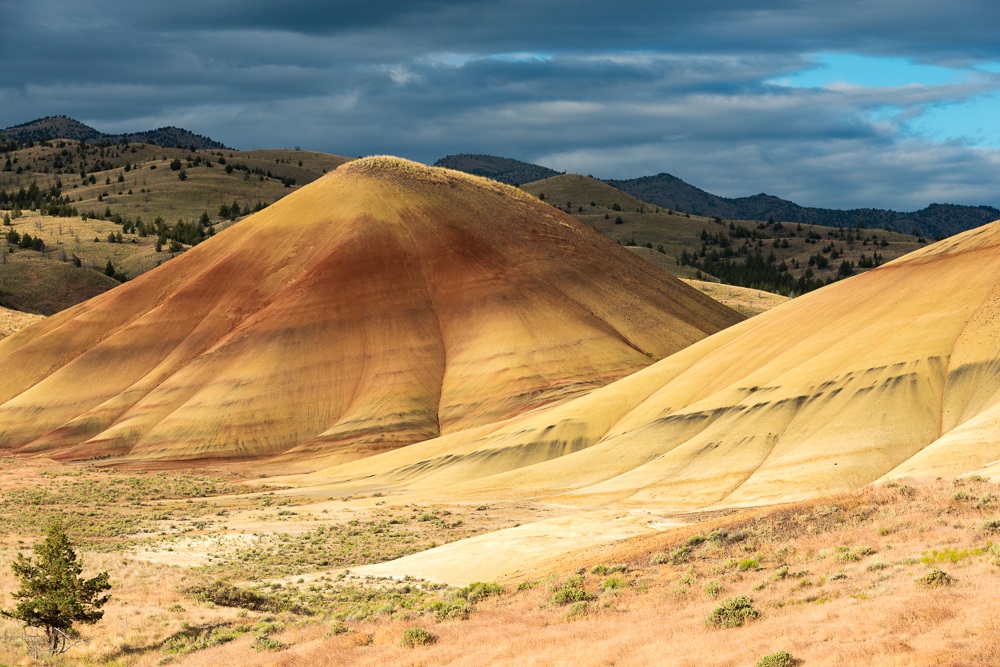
[435,153,999,238]
[434,154,559,185]
[605,173,1000,239]
[1,115,228,150]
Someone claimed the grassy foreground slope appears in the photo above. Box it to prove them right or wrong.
[1,459,998,666]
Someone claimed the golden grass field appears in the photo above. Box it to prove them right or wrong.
[1,455,999,666]
[0,305,43,338]
[681,279,790,318]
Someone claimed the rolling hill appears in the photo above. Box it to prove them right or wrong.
[520,173,926,295]
[435,153,1000,237]
[433,154,559,185]
[0,157,741,466]
[298,216,1000,511]
[607,172,1000,239]
[1,115,228,150]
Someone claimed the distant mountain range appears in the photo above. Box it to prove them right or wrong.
[1,115,228,150]
[438,154,1000,238]
[605,173,1000,239]
[434,154,559,185]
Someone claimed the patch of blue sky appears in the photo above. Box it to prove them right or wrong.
[907,93,1000,146]
[772,53,1000,147]
[776,53,962,88]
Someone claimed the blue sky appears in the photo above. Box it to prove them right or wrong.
[1,0,998,210]
[777,54,1000,147]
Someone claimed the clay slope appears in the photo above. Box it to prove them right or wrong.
[300,220,1000,508]
[0,157,741,464]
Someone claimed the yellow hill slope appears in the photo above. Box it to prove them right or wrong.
[0,157,741,465]
[299,220,1000,508]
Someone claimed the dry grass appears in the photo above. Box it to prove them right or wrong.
[1,461,999,665]
[682,278,790,316]
[0,304,43,337]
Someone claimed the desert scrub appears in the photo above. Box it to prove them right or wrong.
[757,651,794,667]
[201,518,455,579]
[0,469,257,548]
[184,579,304,614]
[602,576,626,591]
[551,587,593,605]
[551,577,594,606]
[920,546,983,565]
[162,623,252,655]
[982,520,1000,533]
[703,580,723,598]
[917,568,955,587]
[671,545,692,564]
[183,576,453,622]
[737,558,760,571]
[457,581,503,603]
[429,581,502,620]
[707,596,760,628]
[400,627,434,647]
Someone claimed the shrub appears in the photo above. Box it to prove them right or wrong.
[430,600,470,621]
[163,624,248,655]
[252,635,286,651]
[703,581,722,598]
[917,568,955,588]
[707,596,760,628]
[737,558,760,571]
[982,520,1000,534]
[184,580,306,614]
[650,552,668,565]
[401,627,434,647]
[551,587,593,605]
[458,581,502,603]
[757,651,794,667]
[602,576,626,591]
[671,546,692,565]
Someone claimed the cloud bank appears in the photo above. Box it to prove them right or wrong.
[2,0,999,209]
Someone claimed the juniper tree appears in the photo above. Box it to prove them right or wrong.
[2,522,110,655]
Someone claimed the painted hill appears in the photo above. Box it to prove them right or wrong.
[0,157,741,465]
[2,115,228,149]
[299,217,1000,509]
[433,154,559,185]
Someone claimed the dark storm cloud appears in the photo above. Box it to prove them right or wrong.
[2,0,999,209]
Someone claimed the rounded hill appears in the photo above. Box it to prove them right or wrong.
[0,157,741,465]
[299,218,1000,508]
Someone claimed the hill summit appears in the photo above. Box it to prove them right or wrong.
[0,157,740,466]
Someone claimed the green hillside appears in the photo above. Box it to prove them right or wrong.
[522,174,926,295]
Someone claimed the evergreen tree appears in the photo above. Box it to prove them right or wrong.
[1,522,110,655]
